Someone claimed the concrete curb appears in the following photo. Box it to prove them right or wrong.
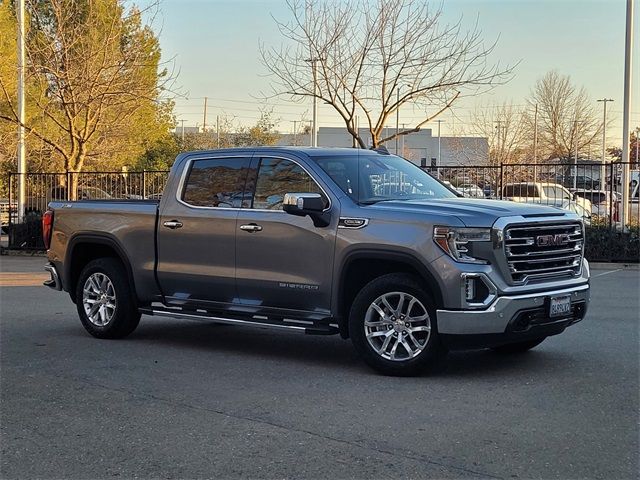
[0,249,46,257]
[589,262,639,270]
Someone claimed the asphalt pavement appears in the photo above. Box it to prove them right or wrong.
[1,257,638,479]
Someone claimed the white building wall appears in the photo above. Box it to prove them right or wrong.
[277,127,489,166]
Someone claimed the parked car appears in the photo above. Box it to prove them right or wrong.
[573,190,617,218]
[24,186,112,215]
[457,183,484,198]
[502,182,592,213]
[0,198,17,233]
[555,174,600,191]
[42,147,590,376]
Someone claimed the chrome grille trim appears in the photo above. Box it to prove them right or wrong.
[504,221,584,283]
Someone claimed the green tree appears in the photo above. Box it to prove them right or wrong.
[0,0,174,185]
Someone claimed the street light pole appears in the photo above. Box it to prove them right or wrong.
[597,98,613,190]
[305,58,319,147]
[533,104,538,162]
[436,120,444,179]
[16,0,26,223]
[620,0,634,230]
[635,127,640,168]
[395,88,400,155]
[573,120,581,190]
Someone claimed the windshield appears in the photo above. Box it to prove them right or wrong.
[312,153,455,204]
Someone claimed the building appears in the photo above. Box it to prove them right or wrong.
[277,127,489,166]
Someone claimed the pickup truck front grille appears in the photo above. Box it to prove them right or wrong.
[504,222,584,283]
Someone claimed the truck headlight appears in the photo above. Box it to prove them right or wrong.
[433,227,491,264]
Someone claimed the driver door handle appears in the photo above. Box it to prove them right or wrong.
[163,220,183,229]
[239,223,263,233]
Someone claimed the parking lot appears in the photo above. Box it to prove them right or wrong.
[1,256,638,479]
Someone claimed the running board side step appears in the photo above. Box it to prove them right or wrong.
[138,307,339,335]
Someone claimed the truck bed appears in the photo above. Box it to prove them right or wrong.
[47,199,161,302]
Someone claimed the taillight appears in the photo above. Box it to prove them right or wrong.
[42,210,54,249]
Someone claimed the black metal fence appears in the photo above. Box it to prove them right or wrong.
[428,161,639,227]
[2,162,638,260]
[3,170,168,249]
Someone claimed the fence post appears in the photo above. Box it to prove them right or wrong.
[142,169,147,199]
[66,171,71,201]
[8,173,13,227]
[608,162,614,230]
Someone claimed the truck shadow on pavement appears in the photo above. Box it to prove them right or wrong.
[95,318,572,379]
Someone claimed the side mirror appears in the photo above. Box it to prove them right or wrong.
[283,193,330,227]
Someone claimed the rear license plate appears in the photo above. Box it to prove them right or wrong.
[549,295,571,318]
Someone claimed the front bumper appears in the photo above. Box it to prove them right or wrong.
[437,283,589,348]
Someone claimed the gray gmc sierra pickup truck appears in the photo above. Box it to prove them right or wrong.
[43,147,590,375]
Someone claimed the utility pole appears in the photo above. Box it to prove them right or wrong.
[292,120,297,146]
[401,123,407,157]
[620,0,634,230]
[180,119,185,143]
[436,120,445,178]
[203,97,208,132]
[306,58,319,147]
[16,0,26,223]
[216,115,220,148]
[597,99,614,190]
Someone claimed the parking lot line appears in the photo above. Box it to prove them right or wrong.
[0,272,49,287]
[591,268,624,278]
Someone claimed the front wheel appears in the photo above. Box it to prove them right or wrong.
[76,258,141,339]
[349,273,447,376]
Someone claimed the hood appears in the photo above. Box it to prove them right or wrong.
[365,197,570,228]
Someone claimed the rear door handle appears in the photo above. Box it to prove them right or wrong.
[239,223,263,233]
[163,220,183,229]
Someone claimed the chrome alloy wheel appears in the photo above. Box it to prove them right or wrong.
[82,272,117,327]
[364,291,431,361]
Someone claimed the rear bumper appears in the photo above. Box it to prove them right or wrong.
[44,262,62,291]
[437,283,589,349]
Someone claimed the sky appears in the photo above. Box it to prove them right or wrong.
[150,0,639,147]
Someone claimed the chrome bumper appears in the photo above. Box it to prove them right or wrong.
[44,263,62,291]
[437,283,590,335]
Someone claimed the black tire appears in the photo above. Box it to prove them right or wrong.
[491,337,546,354]
[348,273,447,376]
[75,257,141,339]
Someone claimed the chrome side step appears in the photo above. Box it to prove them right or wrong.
[138,307,339,335]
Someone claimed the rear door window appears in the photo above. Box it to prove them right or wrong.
[182,157,251,208]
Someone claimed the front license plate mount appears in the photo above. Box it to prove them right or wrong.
[548,295,572,318]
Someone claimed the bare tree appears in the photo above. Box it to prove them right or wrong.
[526,71,601,161]
[0,0,174,193]
[261,0,514,148]
[471,101,529,165]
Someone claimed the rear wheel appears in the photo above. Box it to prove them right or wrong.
[491,337,546,354]
[349,273,447,376]
[75,258,140,339]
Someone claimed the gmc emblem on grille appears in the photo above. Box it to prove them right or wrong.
[536,233,570,247]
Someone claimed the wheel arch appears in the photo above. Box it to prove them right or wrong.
[336,249,444,339]
[65,233,137,305]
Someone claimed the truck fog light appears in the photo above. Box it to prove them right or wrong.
[461,273,497,308]
[464,278,476,301]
